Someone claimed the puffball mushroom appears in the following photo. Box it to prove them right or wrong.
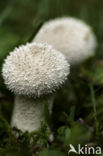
[34,17,97,65]
[2,42,70,132]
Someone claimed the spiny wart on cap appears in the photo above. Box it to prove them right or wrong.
[2,42,70,97]
[34,17,97,64]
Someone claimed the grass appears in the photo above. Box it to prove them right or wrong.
[0,0,103,155]
[90,84,99,135]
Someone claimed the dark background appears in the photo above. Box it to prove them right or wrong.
[0,0,103,155]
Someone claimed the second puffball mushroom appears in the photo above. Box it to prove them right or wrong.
[2,42,70,132]
[34,17,97,65]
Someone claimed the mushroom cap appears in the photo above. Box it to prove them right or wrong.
[34,17,97,65]
[2,42,69,97]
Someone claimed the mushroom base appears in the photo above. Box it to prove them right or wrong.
[11,96,53,132]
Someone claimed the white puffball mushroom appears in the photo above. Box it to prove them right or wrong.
[2,42,70,132]
[34,17,97,65]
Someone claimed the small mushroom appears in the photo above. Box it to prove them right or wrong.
[2,42,70,132]
[34,17,97,65]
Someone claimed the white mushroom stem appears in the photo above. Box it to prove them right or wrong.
[11,96,53,132]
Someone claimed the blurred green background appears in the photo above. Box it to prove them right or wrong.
[0,0,103,155]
